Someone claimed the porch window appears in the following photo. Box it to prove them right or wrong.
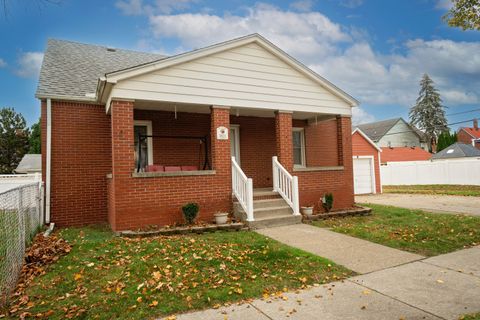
[292,128,306,167]
[134,120,153,170]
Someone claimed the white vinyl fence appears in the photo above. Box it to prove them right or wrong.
[381,159,480,185]
[0,176,44,306]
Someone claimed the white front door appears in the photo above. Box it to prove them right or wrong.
[230,125,240,164]
[353,157,375,194]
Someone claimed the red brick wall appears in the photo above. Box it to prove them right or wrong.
[41,100,111,227]
[230,116,275,187]
[109,103,232,231]
[304,118,339,167]
[352,131,381,193]
[134,109,211,168]
[295,116,354,211]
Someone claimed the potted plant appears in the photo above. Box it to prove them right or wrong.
[301,205,314,216]
[182,202,199,225]
[214,212,229,224]
[321,193,334,213]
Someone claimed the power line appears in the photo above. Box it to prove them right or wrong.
[446,108,480,116]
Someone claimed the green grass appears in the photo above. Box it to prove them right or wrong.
[313,204,480,257]
[3,226,352,319]
[383,185,480,197]
[461,313,480,320]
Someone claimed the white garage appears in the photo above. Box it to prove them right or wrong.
[353,157,376,195]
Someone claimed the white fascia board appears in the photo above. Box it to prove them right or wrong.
[103,34,359,108]
[352,128,382,152]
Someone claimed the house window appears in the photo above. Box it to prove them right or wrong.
[134,120,153,171]
[292,128,306,167]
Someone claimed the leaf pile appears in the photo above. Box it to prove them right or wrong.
[1,227,351,319]
[2,233,71,318]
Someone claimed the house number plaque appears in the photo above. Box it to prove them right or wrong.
[216,126,228,140]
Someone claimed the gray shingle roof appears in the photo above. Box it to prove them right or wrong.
[15,154,41,173]
[431,142,480,160]
[356,118,402,142]
[356,117,427,142]
[36,39,166,100]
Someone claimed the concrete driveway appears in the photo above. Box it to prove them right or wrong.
[356,193,480,216]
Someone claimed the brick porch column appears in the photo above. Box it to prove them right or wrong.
[210,106,231,176]
[111,100,135,177]
[109,100,135,230]
[275,110,293,172]
[336,115,354,202]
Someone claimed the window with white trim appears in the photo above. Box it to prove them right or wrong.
[292,128,306,167]
[134,120,153,170]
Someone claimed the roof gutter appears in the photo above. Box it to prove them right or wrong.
[45,98,52,224]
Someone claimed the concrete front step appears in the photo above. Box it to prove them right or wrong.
[252,188,281,200]
[246,214,302,229]
[233,198,288,212]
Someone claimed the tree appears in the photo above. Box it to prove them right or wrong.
[0,107,30,174]
[436,131,457,152]
[409,74,448,152]
[29,120,41,153]
[443,0,480,30]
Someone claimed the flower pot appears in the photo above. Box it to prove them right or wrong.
[214,212,229,224]
[301,206,314,216]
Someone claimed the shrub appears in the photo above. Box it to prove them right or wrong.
[182,203,199,224]
[322,193,334,212]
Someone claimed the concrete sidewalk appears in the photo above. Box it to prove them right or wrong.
[256,224,423,274]
[356,193,480,216]
[165,246,480,320]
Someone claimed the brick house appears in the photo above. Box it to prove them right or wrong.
[36,34,358,231]
[457,119,480,149]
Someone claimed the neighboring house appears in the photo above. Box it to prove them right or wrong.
[380,147,432,163]
[351,128,381,195]
[431,142,480,161]
[457,119,480,150]
[36,34,359,231]
[356,118,428,150]
[15,154,42,174]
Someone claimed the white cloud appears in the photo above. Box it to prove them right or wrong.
[116,0,143,15]
[352,107,375,126]
[116,0,197,15]
[132,3,480,110]
[15,52,43,78]
[0,58,6,68]
[435,0,453,10]
[149,3,350,63]
[290,0,314,12]
[340,0,363,8]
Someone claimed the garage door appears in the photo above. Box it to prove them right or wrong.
[353,158,374,195]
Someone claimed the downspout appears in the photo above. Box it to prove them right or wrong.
[46,98,52,223]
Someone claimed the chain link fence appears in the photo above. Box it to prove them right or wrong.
[0,180,44,306]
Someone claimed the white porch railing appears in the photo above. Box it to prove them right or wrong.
[231,157,254,221]
[272,156,300,215]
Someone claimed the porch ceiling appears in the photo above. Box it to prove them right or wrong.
[133,100,339,120]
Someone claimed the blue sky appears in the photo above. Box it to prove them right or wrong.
[0,0,479,129]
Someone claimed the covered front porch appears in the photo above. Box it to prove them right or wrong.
[107,99,353,230]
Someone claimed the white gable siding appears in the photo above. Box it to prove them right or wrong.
[377,120,425,148]
[110,43,352,115]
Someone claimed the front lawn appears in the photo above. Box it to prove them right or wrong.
[3,227,351,319]
[383,184,480,197]
[461,313,480,320]
[313,204,480,256]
